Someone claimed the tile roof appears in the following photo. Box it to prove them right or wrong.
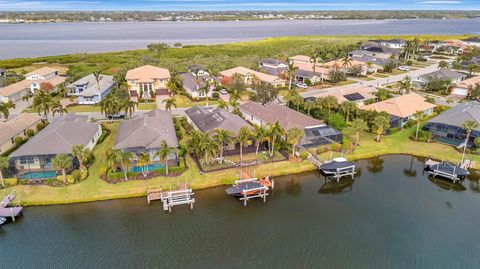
[25,67,58,77]
[0,113,42,145]
[185,105,250,135]
[125,65,171,81]
[11,114,100,157]
[240,101,324,130]
[314,86,377,104]
[362,93,436,118]
[456,75,480,89]
[0,80,31,97]
[219,66,283,84]
[289,55,312,62]
[114,110,178,150]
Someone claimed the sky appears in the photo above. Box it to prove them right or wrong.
[0,0,479,11]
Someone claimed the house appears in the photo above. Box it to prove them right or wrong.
[313,86,377,106]
[349,46,399,60]
[0,113,42,155]
[362,93,436,128]
[436,45,463,55]
[9,114,102,178]
[460,57,480,70]
[413,69,467,87]
[114,110,179,165]
[180,65,218,99]
[239,101,342,148]
[219,66,286,88]
[462,37,480,47]
[185,105,251,150]
[452,75,480,97]
[0,67,66,103]
[66,74,116,105]
[292,62,328,84]
[423,101,480,148]
[350,55,389,71]
[258,58,288,76]
[0,69,5,77]
[125,65,171,99]
[323,59,375,76]
[289,55,313,65]
[378,39,406,49]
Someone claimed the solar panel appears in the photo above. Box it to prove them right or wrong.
[343,93,365,101]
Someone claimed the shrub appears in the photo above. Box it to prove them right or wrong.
[14,136,24,145]
[26,128,35,137]
[406,60,413,65]
[98,166,108,178]
[417,130,433,142]
[434,105,448,113]
[405,119,416,128]
[36,122,46,131]
[329,143,342,152]
[327,113,346,131]
[4,178,18,187]
[389,127,402,134]
[211,92,220,99]
[299,151,309,160]
[71,169,82,183]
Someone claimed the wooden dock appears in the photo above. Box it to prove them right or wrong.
[147,183,195,212]
[0,190,23,222]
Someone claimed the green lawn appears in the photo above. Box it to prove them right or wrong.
[5,123,315,206]
[173,95,219,108]
[373,73,389,78]
[138,102,157,110]
[65,105,101,112]
[319,126,480,169]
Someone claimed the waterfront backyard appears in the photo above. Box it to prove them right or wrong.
[1,155,479,268]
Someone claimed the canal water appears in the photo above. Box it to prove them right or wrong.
[1,155,479,268]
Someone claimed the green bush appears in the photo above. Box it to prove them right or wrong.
[4,178,18,187]
[71,169,82,183]
[26,129,35,137]
[299,151,309,160]
[211,92,220,99]
[406,60,413,65]
[327,113,346,131]
[405,119,416,128]
[14,136,24,145]
[389,127,402,134]
[36,122,45,131]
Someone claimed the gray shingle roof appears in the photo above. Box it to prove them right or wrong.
[427,101,480,131]
[114,110,178,150]
[185,106,250,135]
[67,74,116,97]
[240,101,325,130]
[419,69,467,81]
[259,58,286,66]
[11,114,100,157]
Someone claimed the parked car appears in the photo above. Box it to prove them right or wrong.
[219,89,228,95]
[398,66,410,71]
[295,83,308,89]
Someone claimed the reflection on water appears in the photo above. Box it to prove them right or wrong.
[1,155,480,268]
[428,176,467,192]
[366,156,384,173]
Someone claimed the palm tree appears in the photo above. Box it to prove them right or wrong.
[309,50,320,76]
[198,132,216,165]
[93,71,103,91]
[137,151,151,177]
[252,124,268,157]
[217,99,229,110]
[267,122,285,157]
[341,53,353,69]
[213,128,233,162]
[398,76,412,94]
[96,94,122,119]
[51,100,68,117]
[203,80,210,107]
[236,126,252,165]
[438,60,449,69]
[32,90,53,120]
[287,62,298,90]
[351,118,368,146]
[287,128,304,156]
[72,144,90,171]
[108,149,134,181]
[156,141,172,175]
[461,121,478,163]
[52,154,73,183]
[372,113,390,142]
[285,90,299,108]
[167,73,183,96]
[22,92,31,106]
[162,98,177,111]
[322,96,338,115]
[339,101,357,123]
[0,156,9,188]
[292,94,304,111]
[303,100,315,116]
[413,110,425,141]
[122,99,138,118]
[0,102,11,120]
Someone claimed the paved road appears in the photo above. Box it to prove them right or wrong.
[301,63,439,98]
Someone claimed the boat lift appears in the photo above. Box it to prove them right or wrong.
[425,159,469,183]
[226,178,274,206]
[147,183,195,212]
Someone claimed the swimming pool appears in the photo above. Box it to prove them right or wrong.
[131,163,165,173]
[19,171,57,180]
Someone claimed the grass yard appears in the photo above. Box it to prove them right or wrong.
[65,105,102,112]
[138,102,157,110]
[5,123,315,206]
[174,95,219,108]
[319,126,480,170]
[373,73,390,78]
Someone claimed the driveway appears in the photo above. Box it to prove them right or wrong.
[301,63,439,98]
